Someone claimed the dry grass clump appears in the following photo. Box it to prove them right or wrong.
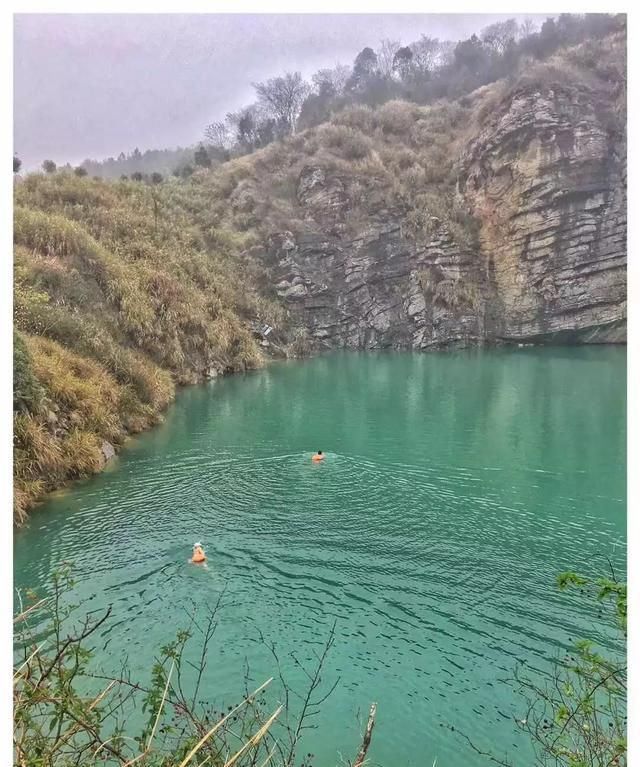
[286,326,314,358]
[14,206,154,337]
[13,407,106,522]
[461,81,511,130]
[12,333,172,522]
[26,336,122,437]
[564,31,626,84]
[374,100,424,137]
[403,193,447,241]
[14,413,65,484]
[332,105,377,134]
[514,59,593,94]
[314,124,372,160]
[416,268,482,312]
[61,430,105,477]
[13,478,45,527]
[17,169,116,210]
[14,412,61,524]
[206,158,255,199]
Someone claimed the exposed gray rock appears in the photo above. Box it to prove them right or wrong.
[297,166,349,226]
[101,441,116,462]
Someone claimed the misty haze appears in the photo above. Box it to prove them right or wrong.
[16,13,545,170]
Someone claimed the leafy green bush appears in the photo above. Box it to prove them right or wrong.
[517,572,627,766]
[460,571,627,766]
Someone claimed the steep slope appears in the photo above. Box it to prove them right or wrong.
[13,174,286,522]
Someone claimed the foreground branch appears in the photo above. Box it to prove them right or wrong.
[353,703,377,767]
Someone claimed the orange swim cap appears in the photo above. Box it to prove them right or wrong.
[192,545,206,563]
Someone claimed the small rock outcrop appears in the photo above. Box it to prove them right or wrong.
[297,166,349,230]
[101,441,116,463]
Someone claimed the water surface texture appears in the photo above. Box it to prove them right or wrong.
[14,349,626,766]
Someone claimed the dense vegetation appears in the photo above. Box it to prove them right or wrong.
[202,13,624,158]
[166,27,625,249]
[13,172,288,523]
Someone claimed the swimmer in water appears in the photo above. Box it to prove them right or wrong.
[191,542,206,564]
[311,450,325,462]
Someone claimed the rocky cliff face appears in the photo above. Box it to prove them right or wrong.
[267,80,626,349]
[270,205,488,350]
[461,83,626,344]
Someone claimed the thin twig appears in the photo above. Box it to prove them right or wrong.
[13,642,46,680]
[34,606,112,691]
[257,742,279,767]
[14,597,50,624]
[223,706,283,767]
[455,729,513,767]
[177,678,273,767]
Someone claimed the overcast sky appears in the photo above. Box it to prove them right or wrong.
[14,13,547,169]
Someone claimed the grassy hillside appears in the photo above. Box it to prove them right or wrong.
[183,97,477,248]
[13,173,287,523]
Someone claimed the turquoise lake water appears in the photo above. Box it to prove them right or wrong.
[13,348,626,765]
